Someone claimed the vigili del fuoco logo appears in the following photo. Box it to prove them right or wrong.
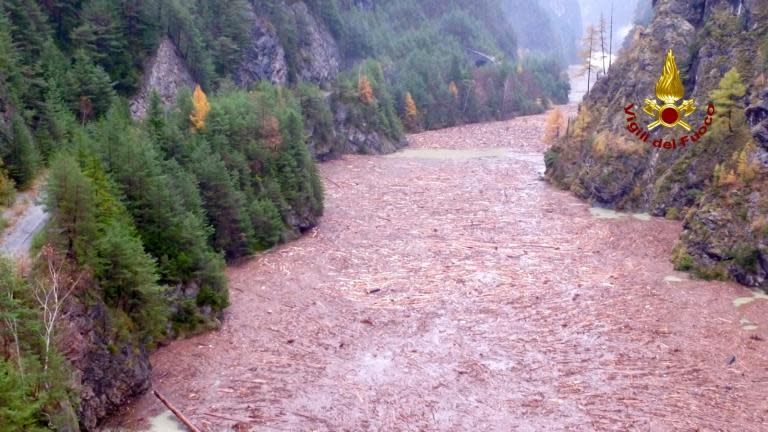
[623,49,716,150]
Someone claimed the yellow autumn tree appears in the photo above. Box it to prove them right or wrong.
[358,74,375,105]
[572,105,592,140]
[404,91,419,130]
[723,169,739,185]
[736,142,759,183]
[713,163,725,186]
[448,81,459,101]
[190,84,211,130]
[543,107,565,142]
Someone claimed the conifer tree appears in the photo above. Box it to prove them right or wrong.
[146,91,166,144]
[95,220,166,339]
[190,142,254,258]
[0,357,43,430]
[710,68,747,133]
[0,12,23,107]
[70,0,128,74]
[46,154,98,261]
[68,50,115,123]
[95,106,220,289]
[5,113,40,188]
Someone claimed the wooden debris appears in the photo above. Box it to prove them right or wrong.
[153,390,201,432]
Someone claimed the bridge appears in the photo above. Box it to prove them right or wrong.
[465,48,499,67]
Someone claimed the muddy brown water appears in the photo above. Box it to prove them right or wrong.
[109,108,768,431]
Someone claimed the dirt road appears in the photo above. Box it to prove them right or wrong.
[114,109,768,431]
[0,179,48,258]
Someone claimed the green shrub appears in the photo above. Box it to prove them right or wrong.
[672,244,694,271]
[665,208,680,220]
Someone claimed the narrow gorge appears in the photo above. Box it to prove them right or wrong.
[0,1,766,431]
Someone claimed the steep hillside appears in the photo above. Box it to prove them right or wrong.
[504,0,583,64]
[546,0,768,287]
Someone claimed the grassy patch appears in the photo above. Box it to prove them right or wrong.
[665,208,680,220]
[671,243,694,271]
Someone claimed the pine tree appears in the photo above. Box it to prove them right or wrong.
[45,154,98,261]
[278,109,323,217]
[0,358,44,431]
[94,220,166,340]
[710,68,747,133]
[36,76,75,158]
[4,113,40,188]
[0,12,24,107]
[67,50,115,123]
[189,84,211,130]
[145,90,166,144]
[190,142,254,258]
[94,106,219,288]
[70,0,128,74]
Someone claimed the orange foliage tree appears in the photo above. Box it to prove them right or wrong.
[543,107,565,142]
[404,92,419,130]
[190,84,211,130]
[358,73,375,105]
[449,81,459,101]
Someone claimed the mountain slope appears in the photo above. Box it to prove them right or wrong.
[546,0,768,287]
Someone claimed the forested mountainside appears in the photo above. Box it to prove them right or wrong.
[0,0,571,430]
[514,0,583,64]
[546,0,768,286]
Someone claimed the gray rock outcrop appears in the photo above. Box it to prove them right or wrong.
[333,102,407,155]
[62,299,152,431]
[290,2,341,85]
[129,37,195,119]
[546,0,768,287]
[234,6,288,87]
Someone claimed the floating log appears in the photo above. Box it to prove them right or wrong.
[153,390,201,432]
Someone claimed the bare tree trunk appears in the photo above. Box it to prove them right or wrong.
[154,391,201,432]
[2,313,25,383]
[609,2,614,69]
[587,33,593,96]
[34,246,81,380]
[600,13,607,75]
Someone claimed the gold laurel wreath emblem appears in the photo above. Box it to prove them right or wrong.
[643,49,696,131]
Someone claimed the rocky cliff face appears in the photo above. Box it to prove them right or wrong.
[289,2,341,85]
[62,298,151,431]
[540,0,583,63]
[233,5,288,87]
[129,37,195,118]
[546,0,768,287]
[332,101,407,156]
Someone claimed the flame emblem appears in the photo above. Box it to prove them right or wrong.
[643,49,696,130]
